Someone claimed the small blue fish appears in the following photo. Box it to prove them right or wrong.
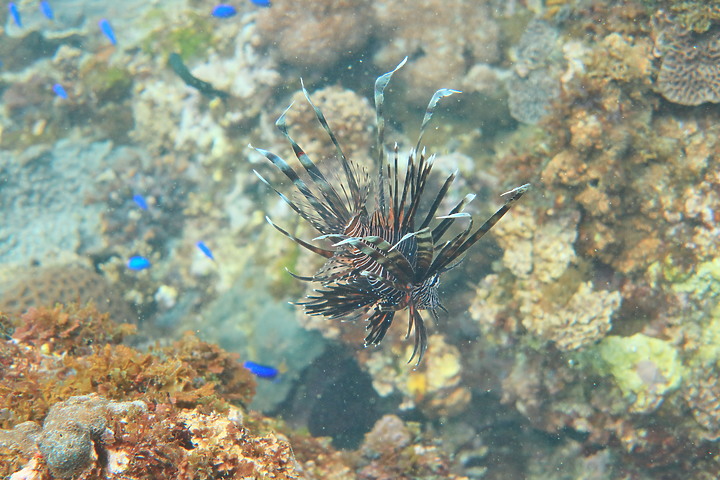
[8,3,22,28]
[243,361,278,379]
[52,83,67,99]
[196,241,215,261]
[212,4,237,18]
[40,1,54,20]
[250,0,271,7]
[98,18,116,45]
[127,256,151,271]
[132,194,148,210]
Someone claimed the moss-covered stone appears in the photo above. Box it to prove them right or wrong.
[593,333,683,413]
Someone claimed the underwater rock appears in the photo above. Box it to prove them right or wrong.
[0,265,135,323]
[373,0,500,105]
[0,139,117,264]
[256,0,373,70]
[365,334,470,417]
[594,334,683,413]
[523,281,621,352]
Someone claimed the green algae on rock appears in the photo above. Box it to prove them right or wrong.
[594,333,683,413]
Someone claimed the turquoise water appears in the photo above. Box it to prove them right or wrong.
[1,0,719,478]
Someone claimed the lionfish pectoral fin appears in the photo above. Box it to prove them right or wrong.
[364,311,395,347]
[501,183,532,198]
[342,236,415,284]
[431,193,476,242]
[264,216,334,259]
[285,268,316,282]
[419,171,457,230]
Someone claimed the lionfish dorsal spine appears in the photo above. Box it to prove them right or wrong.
[300,79,364,212]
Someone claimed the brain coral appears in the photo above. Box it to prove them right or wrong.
[657,30,720,106]
[255,0,373,69]
[0,264,134,323]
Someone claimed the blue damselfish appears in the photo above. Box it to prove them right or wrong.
[99,18,116,45]
[243,361,278,379]
[133,194,148,210]
[212,4,237,18]
[127,256,151,271]
[40,1,54,20]
[8,3,22,28]
[196,241,215,261]
[53,84,68,99]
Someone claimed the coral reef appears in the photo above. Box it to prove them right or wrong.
[507,19,562,124]
[372,0,501,105]
[0,140,116,264]
[256,0,373,70]
[656,27,720,105]
[0,265,134,323]
[365,334,470,417]
[593,334,683,413]
[282,85,375,165]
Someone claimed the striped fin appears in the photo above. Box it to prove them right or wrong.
[365,311,396,346]
[406,304,428,366]
[374,57,407,169]
[412,227,434,280]
[300,79,364,212]
[253,170,321,227]
[275,107,351,223]
[427,218,475,277]
[430,184,531,274]
[431,193,476,242]
[374,57,407,214]
[414,88,461,154]
[419,171,456,229]
[264,216,334,259]
[251,145,337,232]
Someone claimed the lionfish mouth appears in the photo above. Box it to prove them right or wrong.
[251,57,530,365]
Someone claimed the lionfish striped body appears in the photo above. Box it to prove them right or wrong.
[252,59,529,364]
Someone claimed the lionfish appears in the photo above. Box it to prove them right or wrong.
[251,58,529,364]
